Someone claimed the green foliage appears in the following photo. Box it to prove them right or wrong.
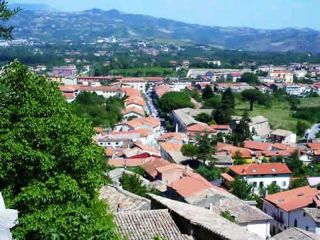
[120,173,147,197]
[128,166,145,176]
[222,88,235,109]
[0,1,20,39]
[213,103,232,124]
[184,88,202,102]
[267,182,281,195]
[240,72,259,85]
[72,93,123,128]
[203,95,221,109]
[181,144,199,160]
[296,121,309,137]
[0,61,117,239]
[158,91,193,113]
[286,151,304,177]
[196,164,221,181]
[231,111,252,145]
[233,151,246,165]
[202,85,214,100]
[231,177,253,200]
[241,89,270,111]
[291,177,308,189]
[195,134,217,164]
[220,211,235,222]
[195,112,212,124]
[293,107,320,123]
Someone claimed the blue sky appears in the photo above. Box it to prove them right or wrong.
[11,0,320,30]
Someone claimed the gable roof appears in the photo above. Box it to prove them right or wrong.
[229,163,292,176]
[265,186,318,212]
[243,140,273,151]
[149,195,263,240]
[217,142,252,159]
[271,227,320,240]
[142,158,171,178]
[115,210,189,240]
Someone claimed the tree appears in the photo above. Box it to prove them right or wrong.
[196,134,216,164]
[291,177,308,189]
[286,151,304,177]
[232,111,251,145]
[158,92,193,113]
[233,151,246,165]
[202,85,214,100]
[0,61,118,239]
[267,182,281,195]
[0,1,20,39]
[196,164,221,181]
[195,112,212,124]
[119,173,147,197]
[222,88,235,109]
[240,72,259,85]
[296,121,309,137]
[231,177,253,200]
[181,144,199,160]
[241,89,262,111]
[213,103,232,124]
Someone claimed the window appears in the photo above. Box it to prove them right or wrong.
[294,219,297,227]
[303,212,306,217]
[259,182,264,188]
[306,226,309,231]
[253,182,257,187]
[282,181,286,187]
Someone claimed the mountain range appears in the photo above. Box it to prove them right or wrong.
[8,4,320,53]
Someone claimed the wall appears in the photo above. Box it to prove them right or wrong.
[246,221,270,239]
[245,174,290,194]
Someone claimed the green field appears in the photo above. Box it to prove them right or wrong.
[234,97,317,133]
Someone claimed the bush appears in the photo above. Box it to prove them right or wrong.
[119,173,148,197]
[159,91,193,113]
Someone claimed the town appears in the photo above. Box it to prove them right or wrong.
[1,1,320,240]
[44,60,320,240]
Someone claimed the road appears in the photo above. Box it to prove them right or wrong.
[305,123,320,140]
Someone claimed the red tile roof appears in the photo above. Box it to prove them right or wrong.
[108,157,153,167]
[211,125,231,131]
[265,186,318,212]
[307,143,320,150]
[217,143,252,159]
[229,163,292,176]
[123,107,145,117]
[187,123,215,135]
[142,158,171,178]
[243,140,272,151]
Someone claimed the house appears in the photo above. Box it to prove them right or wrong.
[150,194,264,240]
[159,142,188,164]
[211,198,272,239]
[99,185,150,213]
[222,163,292,194]
[214,82,254,93]
[269,70,294,84]
[114,209,190,240]
[124,97,146,111]
[284,84,311,97]
[123,107,145,120]
[157,132,188,145]
[270,129,297,144]
[115,117,160,136]
[0,193,18,240]
[52,65,77,77]
[210,125,232,135]
[154,85,172,99]
[217,142,252,160]
[271,227,320,240]
[263,186,320,235]
[186,123,215,139]
[172,108,212,133]
[119,78,147,93]
[231,116,271,138]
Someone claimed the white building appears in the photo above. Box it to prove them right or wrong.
[0,193,18,240]
[284,85,311,97]
[269,70,294,84]
[270,129,297,144]
[263,186,320,236]
[222,163,292,194]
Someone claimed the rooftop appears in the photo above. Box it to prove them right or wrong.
[271,129,294,137]
[149,194,263,240]
[115,209,190,240]
[271,227,320,240]
[229,163,292,176]
[264,186,318,212]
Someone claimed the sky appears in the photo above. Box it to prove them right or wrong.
[11,0,320,30]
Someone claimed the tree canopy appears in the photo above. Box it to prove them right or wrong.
[0,1,20,39]
[240,72,259,85]
[0,61,118,239]
[202,85,214,100]
[158,91,193,113]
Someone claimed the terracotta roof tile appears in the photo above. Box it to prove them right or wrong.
[243,140,273,151]
[265,186,318,212]
[229,163,292,176]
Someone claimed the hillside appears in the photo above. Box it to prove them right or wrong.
[9,8,320,53]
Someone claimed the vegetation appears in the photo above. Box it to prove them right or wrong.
[241,89,271,111]
[231,177,254,200]
[196,164,221,181]
[0,61,118,239]
[119,173,148,197]
[72,93,123,128]
[158,91,193,113]
[231,111,252,145]
[233,151,246,165]
[266,182,281,195]
[202,85,214,100]
[220,211,235,222]
[0,1,20,38]
[291,177,308,189]
[240,72,259,85]
[195,112,212,124]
